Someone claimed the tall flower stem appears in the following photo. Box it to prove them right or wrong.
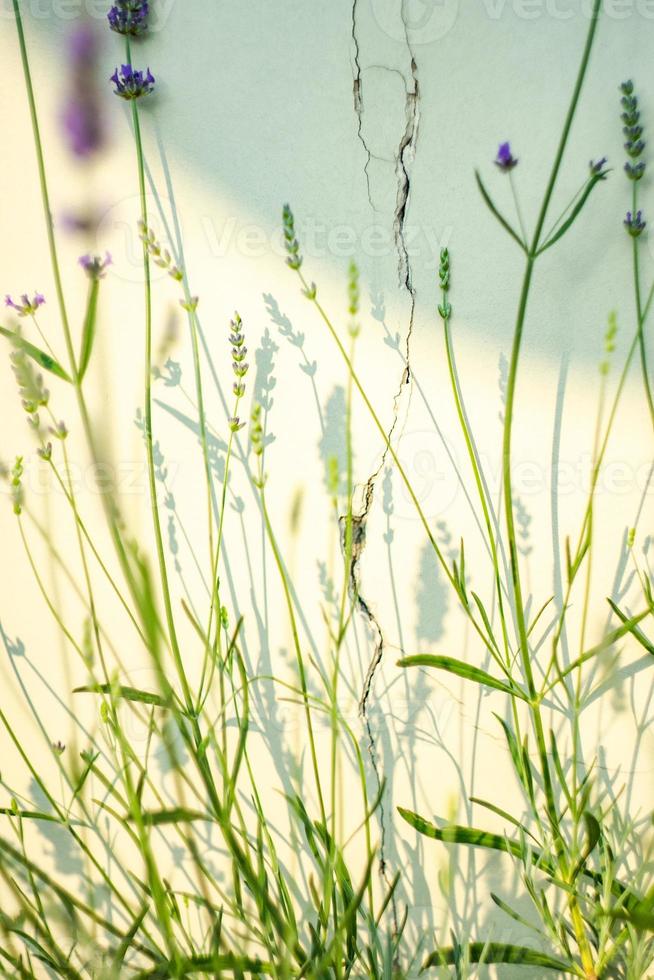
[123,37,193,713]
[11,0,139,622]
[295,273,500,663]
[500,3,602,974]
[631,182,654,428]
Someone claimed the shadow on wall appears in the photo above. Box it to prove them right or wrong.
[11,0,644,365]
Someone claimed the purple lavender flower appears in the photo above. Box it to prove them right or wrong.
[79,252,112,280]
[5,293,46,317]
[111,63,155,99]
[620,80,646,181]
[61,24,105,158]
[108,1,149,37]
[495,142,518,172]
[625,161,645,181]
[589,157,608,175]
[624,210,646,238]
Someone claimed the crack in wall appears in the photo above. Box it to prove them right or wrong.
[347,3,422,942]
[351,0,375,210]
[341,488,400,937]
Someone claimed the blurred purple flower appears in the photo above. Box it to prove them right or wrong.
[79,252,112,280]
[69,23,99,63]
[108,1,149,36]
[61,23,105,158]
[111,64,155,100]
[495,141,518,172]
[5,293,46,317]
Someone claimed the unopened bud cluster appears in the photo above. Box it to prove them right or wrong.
[621,81,645,182]
[138,221,183,281]
[600,311,618,376]
[250,403,264,456]
[283,204,303,270]
[10,344,49,428]
[10,457,24,515]
[228,313,248,433]
[437,248,452,320]
[347,260,360,337]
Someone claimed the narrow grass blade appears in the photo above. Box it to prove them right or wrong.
[398,808,523,860]
[78,278,99,382]
[535,170,608,256]
[0,326,72,382]
[398,654,528,700]
[423,942,578,973]
[133,808,209,826]
[73,684,171,708]
[475,170,527,252]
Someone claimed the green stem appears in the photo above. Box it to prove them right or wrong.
[632,181,654,429]
[256,466,327,826]
[128,92,193,711]
[298,274,498,662]
[501,4,602,973]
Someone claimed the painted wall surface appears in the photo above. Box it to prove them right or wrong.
[1,0,653,968]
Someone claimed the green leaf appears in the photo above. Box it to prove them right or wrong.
[475,170,528,253]
[491,892,545,937]
[571,811,601,881]
[469,797,538,843]
[536,170,608,256]
[398,807,643,917]
[397,654,528,700]
[110,904,149,971]
[73,684,171,708]
[494,713,524,778]
[607,599,654,656]
[549,606,651,688]
[135,953,274,977]
[583,811,601,855]
[612,896,654,930]
[132,808,209,826]
[0,326,72,382]
[423,942,577,973]
[0,808,67,824]
[397,808,524,861]
[78,278,99,382]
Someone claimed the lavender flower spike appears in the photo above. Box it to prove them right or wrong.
[495,141,518,172]
[589,157,608,175]
[624,210,646,238]
[5,293,46,317]
[79,252,112,280]
[61,24,105,158]
[111,64,155,100]
[108,1,149,37]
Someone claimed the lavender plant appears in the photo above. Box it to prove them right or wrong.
[1,0,654,978]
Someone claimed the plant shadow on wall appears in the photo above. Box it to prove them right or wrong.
[2,1,654,978]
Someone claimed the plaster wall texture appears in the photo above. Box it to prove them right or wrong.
[0,0,653,961]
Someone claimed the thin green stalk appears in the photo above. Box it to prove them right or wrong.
[255,461,327,826]
[500,2,602,972]
[509,170,528,247]
[332,332,357,845]
[543,330,640,690]
[442,307,512,666]
[631,180,654,429]
[296,272,499,662]
[127,86,193,713]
